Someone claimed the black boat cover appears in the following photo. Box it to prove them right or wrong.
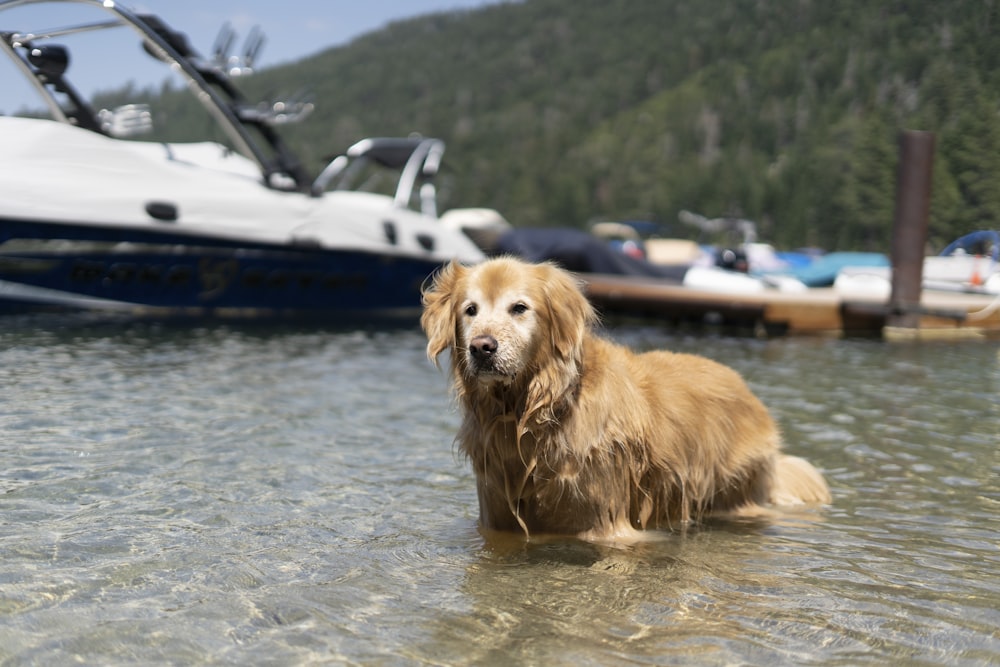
[495,228,687,282]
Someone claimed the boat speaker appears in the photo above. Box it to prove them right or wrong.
[146,201,179,222]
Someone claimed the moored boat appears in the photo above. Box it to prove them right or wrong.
[834,230,1000,297]
[0,0,485,319]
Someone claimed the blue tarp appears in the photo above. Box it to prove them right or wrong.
[784,252,889,287]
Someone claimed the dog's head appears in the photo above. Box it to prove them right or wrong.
[421,257,596,391]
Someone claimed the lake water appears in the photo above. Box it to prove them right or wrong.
[0,316,997,665]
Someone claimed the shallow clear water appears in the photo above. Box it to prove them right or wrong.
[0,317,997,665]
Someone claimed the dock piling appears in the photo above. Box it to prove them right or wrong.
[887,130,935,330]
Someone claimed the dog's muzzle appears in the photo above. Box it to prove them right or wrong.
[469,334,499,372]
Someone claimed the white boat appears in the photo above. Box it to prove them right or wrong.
[0,0,484,319]
[834,231,1000,297]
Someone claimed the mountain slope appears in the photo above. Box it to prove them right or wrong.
[148,0,1000,250]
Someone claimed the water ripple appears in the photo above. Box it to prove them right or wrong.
[0,323,998,664]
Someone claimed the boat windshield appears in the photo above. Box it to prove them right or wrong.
[0,0,310,191]
[1,4,211,139]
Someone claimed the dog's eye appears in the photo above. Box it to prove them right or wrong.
[510,302,529,315]
[464,303,478,317]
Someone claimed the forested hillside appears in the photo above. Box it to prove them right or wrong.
[114,0,1000,251]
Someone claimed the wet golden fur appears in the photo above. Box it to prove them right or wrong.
[421,257,830,541]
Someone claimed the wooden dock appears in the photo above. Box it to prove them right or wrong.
[581,274,1000,339]
[575,132,1000,339]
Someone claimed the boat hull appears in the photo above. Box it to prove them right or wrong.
[0,218,443,320]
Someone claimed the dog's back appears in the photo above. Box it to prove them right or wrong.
[563,338,830,531]
[625,344,830,519]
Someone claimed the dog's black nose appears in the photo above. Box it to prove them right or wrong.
[469,335,498,361]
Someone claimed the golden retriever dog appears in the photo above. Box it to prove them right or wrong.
[421,256,831,542]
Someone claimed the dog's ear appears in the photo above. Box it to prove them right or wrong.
[421,260,467,365]
[537,262,596,362]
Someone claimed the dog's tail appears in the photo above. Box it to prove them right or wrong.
[769,455,832,506]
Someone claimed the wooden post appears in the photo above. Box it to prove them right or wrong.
[887,130,935,331]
